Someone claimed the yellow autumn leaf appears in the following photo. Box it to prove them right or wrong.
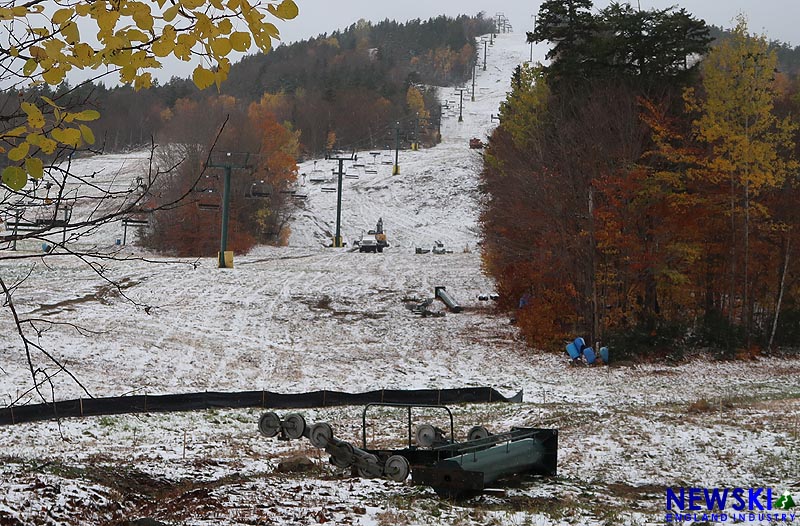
[162,3,180,22]
[28,46,46,60]
[181,0,204,10]
[230,31,250,51]
[38,137,58,155]
[21,102,45,129]
[9,46,19,57]
[40,96,61,109]
[2,166,27,191]
[52,8,72,26]
[152,36,175,57]
[125,28,150,42]
[7,142,30,162]
[120,63,137,83]
[273,0,298,20]
[23,59,37,76]
[61,21,80,44]
[195,13,212,36]
[79,124,96,144]
[72,109,101,121]
[134,73,152,91]
[73,43,95,64]
[213,58,230,90]
[217,19,232,35]
[133,8,154,31]
[173,42,191,60]
[42,66,66,85]
[3,126,27,138]
[43,38,66,57]
[25,157,44,179]
[210,37,231,57]
[51,127,83,147]
[96,10,120,33]
[192,65,215,89]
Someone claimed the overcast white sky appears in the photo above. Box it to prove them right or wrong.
[279,0,798,45]
[85,0,798,84]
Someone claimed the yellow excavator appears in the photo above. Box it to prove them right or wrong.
[358,218,389,253]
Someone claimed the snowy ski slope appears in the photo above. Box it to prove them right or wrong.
[0,33,798,526]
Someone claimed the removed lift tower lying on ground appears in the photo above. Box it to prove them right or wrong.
[258,403,558,498]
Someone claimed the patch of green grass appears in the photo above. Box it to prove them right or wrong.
[97,416,116,428]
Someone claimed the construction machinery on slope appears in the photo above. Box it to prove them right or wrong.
[356,217,389,253]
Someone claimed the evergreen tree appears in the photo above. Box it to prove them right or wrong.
[532,1,710,89]
[531,0,597,81]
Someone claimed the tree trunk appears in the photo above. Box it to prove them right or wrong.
[588,186,599,343]
[767,237,790,351]
[728,173,737,325]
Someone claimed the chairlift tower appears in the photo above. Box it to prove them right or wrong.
[456,89,467,122]
[326,149,357,248]
[392,122,401,175]
[413,112,420,151]
[472,63,477,102]
[207,152,252,268]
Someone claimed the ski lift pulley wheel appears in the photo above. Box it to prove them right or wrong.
[282,412,307,440]
[330,442,355,468]
[384,454,410,482]
[357,453,381,479]
[415,423,440,448]
[258,411,281,438]
[309,422,333,448]
[467,425,490,442]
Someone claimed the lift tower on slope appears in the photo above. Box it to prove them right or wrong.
[326,149,357,248]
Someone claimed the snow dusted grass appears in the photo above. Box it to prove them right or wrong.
[1,371,798,525]
[1,33,799,525]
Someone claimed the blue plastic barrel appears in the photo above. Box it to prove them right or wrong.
[574,337,586,351]
[583,347,596,364]
[566,342,581,360]
[599,347,609,364]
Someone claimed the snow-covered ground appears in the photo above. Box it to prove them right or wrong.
[1,33,798,526]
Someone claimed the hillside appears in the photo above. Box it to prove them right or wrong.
[78,14,494,154]
[0,33,798,526]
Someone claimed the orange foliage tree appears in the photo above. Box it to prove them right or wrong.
[140,94,299,255]
[483,23,800,356]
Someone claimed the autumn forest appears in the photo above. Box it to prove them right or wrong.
[19,14,492,254]
[481,0,800,357]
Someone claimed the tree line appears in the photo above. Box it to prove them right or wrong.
[482,0,800,358]
[49,14,494,157]
[24,13,493,256]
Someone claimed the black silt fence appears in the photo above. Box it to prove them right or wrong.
[0,387,523,426]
